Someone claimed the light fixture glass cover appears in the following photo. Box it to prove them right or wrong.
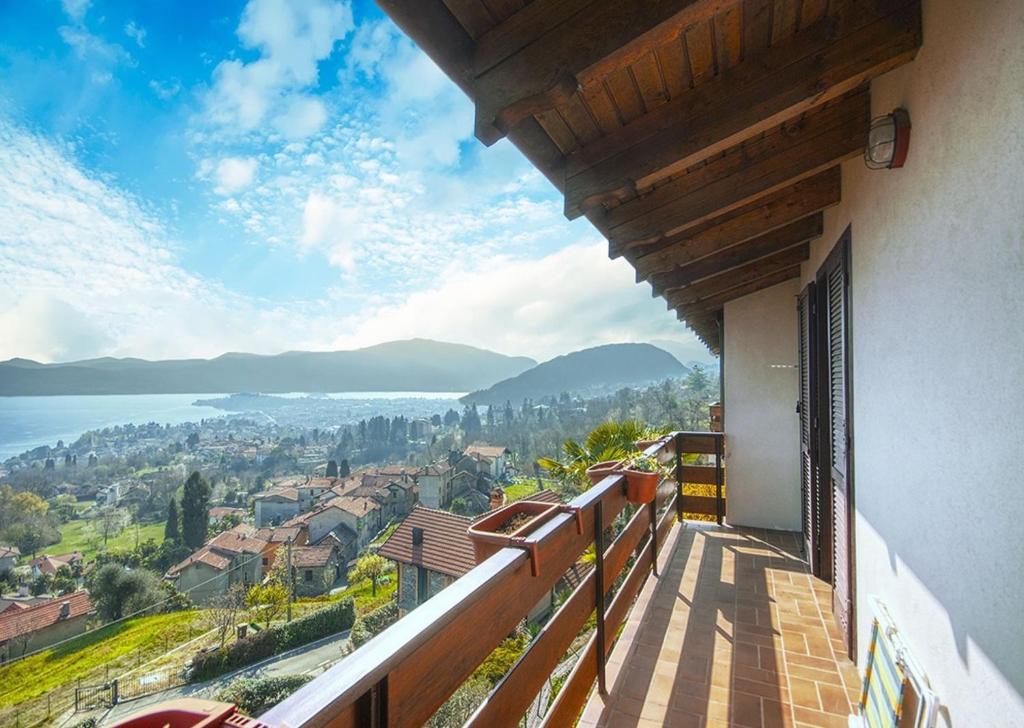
[865,108,911,169]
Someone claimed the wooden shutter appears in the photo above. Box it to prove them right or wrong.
[821,229,854,656]
[797,283,818,573]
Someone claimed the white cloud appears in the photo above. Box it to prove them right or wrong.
[61,0,91,22]
[0,117,327,361]
[149,79,182,100]
[274,95,327,139]
[200,0,352,138]
[213,157,259,195]
[58,25,132,66]
[331,240,703,362]
[124,21,147,48]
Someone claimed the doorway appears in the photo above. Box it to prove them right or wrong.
[797,226,856,658]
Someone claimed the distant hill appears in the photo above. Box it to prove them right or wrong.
[0,339,536,396]
[461,343,688,405]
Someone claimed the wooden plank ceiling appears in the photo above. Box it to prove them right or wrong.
[378,0,922,352]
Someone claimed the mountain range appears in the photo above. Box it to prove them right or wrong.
[0,340,535,396]
[460,343,689,405]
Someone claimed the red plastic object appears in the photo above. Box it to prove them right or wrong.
[623,469,660,504]
[585,459,623,485]
[468,500,561,576]
[108,699,272,728]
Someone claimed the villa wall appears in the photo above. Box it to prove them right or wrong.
[722,279,801,531]
[725,0,1023,723]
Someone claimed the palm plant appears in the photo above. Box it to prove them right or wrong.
[537,420,667,495]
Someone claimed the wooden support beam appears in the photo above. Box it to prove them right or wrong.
[471,0,742,144]
[665,242,809,306]
[649,213,821,295]
[563,1,921,217]
[675,264,803,318]
[598,88,869,254]
[627,167,840,274]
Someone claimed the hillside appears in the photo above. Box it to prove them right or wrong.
[461,343,687,405]
[0,339,536,396]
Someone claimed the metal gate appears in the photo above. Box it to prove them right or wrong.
[74,682,113,712]
[115,669,186,702]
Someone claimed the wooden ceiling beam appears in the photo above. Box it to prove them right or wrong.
[649,213,821,296]
[674,264,803,319]
[599,88,869,255]
[470,0,742,145]
[664,242,809,307]
[627,167,840,276]
[562,1,920,217]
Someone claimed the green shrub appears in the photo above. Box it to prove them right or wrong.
[216,674,313,716]
[350,600,397,648]
[190,598,355,681]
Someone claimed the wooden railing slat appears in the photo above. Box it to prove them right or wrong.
[466,485,653,726]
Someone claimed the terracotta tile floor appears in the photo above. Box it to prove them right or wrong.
[579,522,862,728]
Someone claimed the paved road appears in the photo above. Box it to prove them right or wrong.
[97,630,351,726]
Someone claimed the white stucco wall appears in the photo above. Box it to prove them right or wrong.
[722,278,801,531]
[794,1,1024,723]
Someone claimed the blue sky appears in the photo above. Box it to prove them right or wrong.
[0,0,710,365]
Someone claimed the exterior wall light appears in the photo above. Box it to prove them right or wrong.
[865,108,911,169]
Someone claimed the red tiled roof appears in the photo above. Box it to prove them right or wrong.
[0,591,93,643]
[166,547,233,575]
[0,546,20,559]
[209,506,245,519]
[255,526,302,543]
[256,487,299,502]
[330,496,378,518]
[525,489,563,505]
[378,506,475,578]
[291,544,338,568]
[29,552,82,575]
[464,443,509,460]
[207,525,267,555]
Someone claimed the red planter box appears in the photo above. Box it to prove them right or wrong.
[468,500,581,576]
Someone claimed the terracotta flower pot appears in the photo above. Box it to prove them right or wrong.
[586,459,623,485]
[635,436,669,452]
[623,469,660,504]
[468,500,560,574]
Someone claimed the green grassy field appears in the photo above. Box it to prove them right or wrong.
[56,518,165,559]
[503,480,541,502]
[0,609,207,724]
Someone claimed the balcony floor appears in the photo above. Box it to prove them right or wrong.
[580,522,861,728]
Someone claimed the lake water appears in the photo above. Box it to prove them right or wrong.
[0,391,466,460]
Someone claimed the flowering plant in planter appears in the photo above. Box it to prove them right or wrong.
[620,454,668,504]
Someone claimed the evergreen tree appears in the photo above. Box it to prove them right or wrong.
[326,459,339,478]
[339,458,350,477]
[181,471,211,549]
[164,497,180,543]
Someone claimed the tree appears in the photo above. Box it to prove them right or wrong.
[207,584,247,649]
[181,471,211,549]
[537,420,666,496]
[246,557,290,628]
[7,522,46,558]
[325,460,339,478]
[347,554,390,597]
[94,506,128,546]
[164,497,180,542]
[338,459,350,477]
[88,563,163,620]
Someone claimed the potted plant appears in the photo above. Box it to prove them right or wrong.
[634,434,670,452]
[585,458,623,484]
[468,500,582,576]
[620,454,666,504]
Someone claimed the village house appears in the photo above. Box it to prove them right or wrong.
[377,506,475,617]
[166,525,270,605]
[462,443,511,480]
[0,546,19,574]
[28,552,83,579]
[290,543,343,597]
[414,461,453,510]
[0,591,94,662]
[253,487,301,527]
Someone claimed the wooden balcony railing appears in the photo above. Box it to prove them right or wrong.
[253,431,724,728]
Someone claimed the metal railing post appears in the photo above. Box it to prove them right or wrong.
[674,432,683,522]
[649,501,659,577]
[594,499,607,695]
[356,676,389,727]
[714,435,724,525]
